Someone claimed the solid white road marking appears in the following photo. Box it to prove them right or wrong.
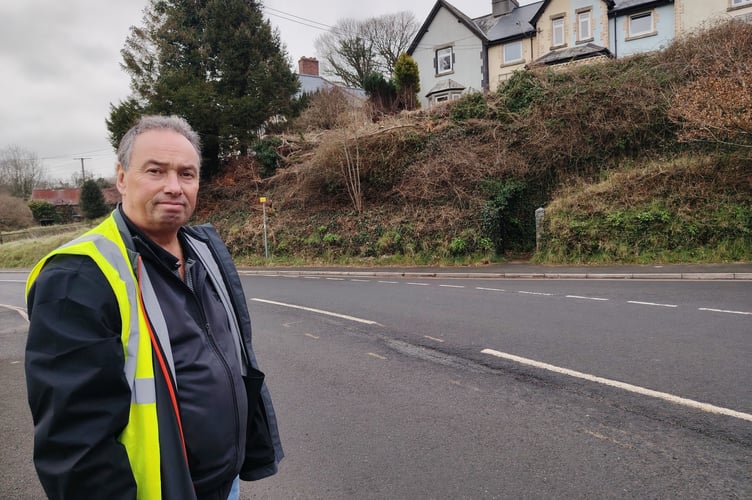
[481,348,752,422]
[698,307,752,316]
[566,295,609,301]
[423,335,445,343]
[251,298,383,326]
[0,304,28,321]
[627,301,677,308]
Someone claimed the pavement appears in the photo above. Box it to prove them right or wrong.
[237,262,752,280]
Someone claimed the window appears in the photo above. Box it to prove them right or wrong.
[503,41,523,64]
[436,47,453,75]
[628,11,654,37]
[577,10,592,41]
[552,17,565,47]
[731,0,752,6]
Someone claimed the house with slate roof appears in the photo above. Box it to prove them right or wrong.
[408,0,749,108]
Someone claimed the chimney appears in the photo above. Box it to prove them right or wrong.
[298,56,319,76]
[492,0,518,17]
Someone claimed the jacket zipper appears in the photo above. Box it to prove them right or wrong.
[168,258,243,472]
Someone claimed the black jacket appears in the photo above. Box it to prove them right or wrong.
[25,210,282,499]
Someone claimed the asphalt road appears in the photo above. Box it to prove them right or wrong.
[1,268,750,498]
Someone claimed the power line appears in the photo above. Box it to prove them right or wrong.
[263,7,333,31]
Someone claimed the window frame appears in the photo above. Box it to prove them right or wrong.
[731,0,752,7]
[577,9,592,42]
[503,40,523,65]
[436,46,454,76]
[628,11,655,38]
[552,16,566,48]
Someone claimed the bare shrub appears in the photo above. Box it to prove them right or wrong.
[0,193,34,230]
[664,20,752,147]
[292,88,370,132]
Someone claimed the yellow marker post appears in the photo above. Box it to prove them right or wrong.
[260,197,268,260]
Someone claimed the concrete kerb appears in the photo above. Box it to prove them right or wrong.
[238,270,752,280]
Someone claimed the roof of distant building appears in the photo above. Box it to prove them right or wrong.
[30,188,80,205]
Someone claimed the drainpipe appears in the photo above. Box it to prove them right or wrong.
[481,40,489,93]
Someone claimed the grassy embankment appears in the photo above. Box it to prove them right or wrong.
[193,20,750,266]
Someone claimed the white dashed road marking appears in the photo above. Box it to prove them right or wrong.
[251,298,382,326]
[566,295,609,301]
[627,301,677,308]
[698,307,752,316]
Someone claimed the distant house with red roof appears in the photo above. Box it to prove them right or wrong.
[29,187,121,223]
[30,188,80,206]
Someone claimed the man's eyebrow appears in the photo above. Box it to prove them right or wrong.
[143,159,198,169]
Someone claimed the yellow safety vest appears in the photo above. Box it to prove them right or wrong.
[26,215,168,499]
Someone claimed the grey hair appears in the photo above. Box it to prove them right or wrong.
[117,115,202,170]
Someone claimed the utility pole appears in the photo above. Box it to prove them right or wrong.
[74,157,91,184]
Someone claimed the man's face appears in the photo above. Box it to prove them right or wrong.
[116,129,200,241]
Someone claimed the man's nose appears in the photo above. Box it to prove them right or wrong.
[163,170,183,194]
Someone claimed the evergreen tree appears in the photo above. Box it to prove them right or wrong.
[79,180,108,220]
[393,53,420,110]
[107,0,299,180]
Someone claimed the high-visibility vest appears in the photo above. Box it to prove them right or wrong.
[26,214,176,499]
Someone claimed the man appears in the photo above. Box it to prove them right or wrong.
[25,115,283,500]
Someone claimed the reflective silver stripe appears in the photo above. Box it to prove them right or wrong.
[185,235,247,376]
[137,259,178,386]
[134,377,157,404]
[60,232,151,403]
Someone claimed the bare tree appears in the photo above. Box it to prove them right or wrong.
[0,145,46,199]
[364,12,419,76]
[315,18,378,88]
[314,11,419,88]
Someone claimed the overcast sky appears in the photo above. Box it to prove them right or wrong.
[0,0,534,181]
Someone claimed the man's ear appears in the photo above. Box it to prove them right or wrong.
[116,164,126,195]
